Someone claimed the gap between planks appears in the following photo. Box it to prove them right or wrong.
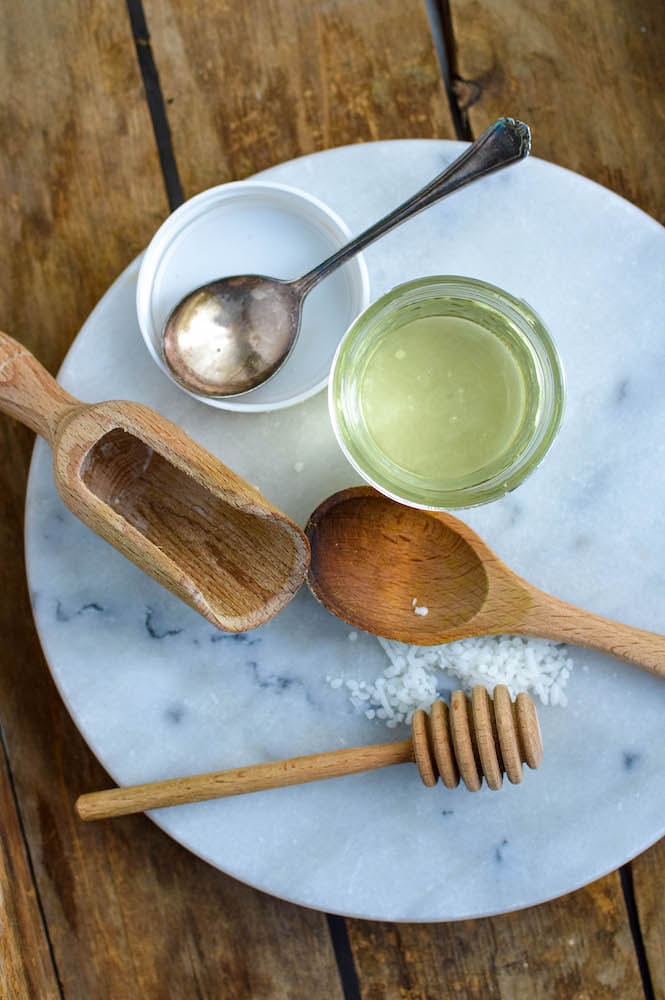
[125,0,184,210]
[425,0,474,140]
[326,914,362,1000]
[620,865,656,1000]
[0,724,64,999]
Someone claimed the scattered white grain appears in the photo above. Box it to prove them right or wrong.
[411,597,417,607]
[326,634,573,728]
[414,605,429,616]
[348,631,359,642]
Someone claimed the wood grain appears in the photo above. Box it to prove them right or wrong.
[348,875,643,999]
[0,1,339,997]
[0,4,167,370]
[142,0,455,197]
[632,839,665,1000]
[448,0,665,221]
[0,734,60,1000]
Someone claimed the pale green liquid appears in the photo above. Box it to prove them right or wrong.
[360,315,526,485]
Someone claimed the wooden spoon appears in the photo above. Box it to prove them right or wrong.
[0,331,309,632]
[306,486,665,678]
[75,685,542,820]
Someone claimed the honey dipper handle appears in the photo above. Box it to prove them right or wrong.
[76,739,414,821]
[521,591,665,680]
[0,331,78,442]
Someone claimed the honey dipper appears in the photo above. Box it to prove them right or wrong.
[75,685,542,821]
[0,332,309,632]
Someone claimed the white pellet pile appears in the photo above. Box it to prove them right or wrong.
[327,635,572,729]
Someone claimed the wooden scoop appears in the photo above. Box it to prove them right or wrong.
[76,685,541,820]
[0,332,309,632]
[306,486,665,679]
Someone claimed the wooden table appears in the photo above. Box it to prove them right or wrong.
[1,2,664,997]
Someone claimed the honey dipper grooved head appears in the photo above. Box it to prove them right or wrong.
[411,685,542,791]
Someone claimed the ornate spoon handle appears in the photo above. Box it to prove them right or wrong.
[295,117,531,294]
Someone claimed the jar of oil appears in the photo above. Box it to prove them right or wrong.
[329,276,564,509]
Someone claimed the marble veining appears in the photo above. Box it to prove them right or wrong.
[24,140,665,921]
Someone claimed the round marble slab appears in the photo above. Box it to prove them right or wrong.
[25,141,665,921]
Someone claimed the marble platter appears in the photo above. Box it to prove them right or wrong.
[25,141,665,921]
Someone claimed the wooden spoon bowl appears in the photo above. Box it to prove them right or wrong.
[306,486,665,678]
[0,332,309,631]
[307,488,490,643]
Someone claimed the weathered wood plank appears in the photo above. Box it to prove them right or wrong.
[632,841,665,999]
[0,4,167,369]
[448,0,665,220]
[144,2,654,997]
[349,876,643,999]
[448,0,665,993]
[4,0,659,995]
[0,733,60,1000]
[142,0,455,196]
[0,1,341,997]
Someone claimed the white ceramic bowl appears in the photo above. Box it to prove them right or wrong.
[136,180,370,412]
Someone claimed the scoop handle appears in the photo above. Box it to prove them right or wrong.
[75,739,414,821]
[0,331,78,443]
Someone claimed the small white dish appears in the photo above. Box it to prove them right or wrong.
[136,180,370,412]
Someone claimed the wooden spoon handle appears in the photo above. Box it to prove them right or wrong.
[0,331,78,442]
[76,739,413,821]
[522,592,665,679]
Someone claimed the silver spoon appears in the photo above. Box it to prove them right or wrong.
[162,117,531,398]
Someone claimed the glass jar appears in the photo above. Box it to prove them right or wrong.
[329,275,565,510]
